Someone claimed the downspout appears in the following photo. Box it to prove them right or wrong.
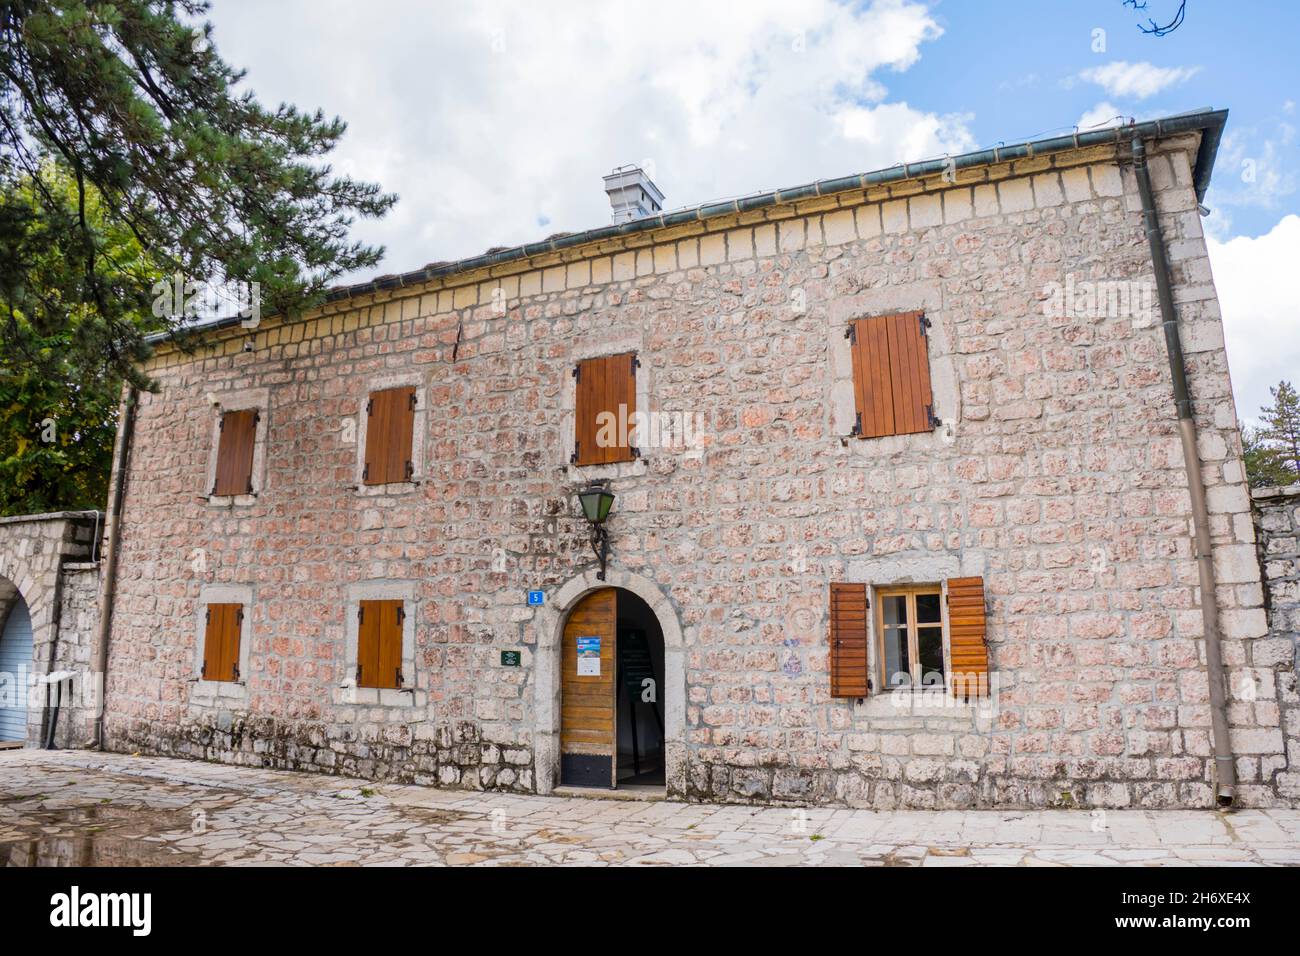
[91,385,138,750]
[1131,133,1236,807]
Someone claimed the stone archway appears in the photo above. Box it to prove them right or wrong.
[533,568,685,797]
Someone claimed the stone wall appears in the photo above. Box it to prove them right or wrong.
[0,512,101,746]
[1252,485,1300,801]
[100,131,1287,808]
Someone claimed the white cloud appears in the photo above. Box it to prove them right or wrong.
[1078,60,1200,100]
[205,0,973,278]
[1206,215,1300,425]
[1077,102,1128,130]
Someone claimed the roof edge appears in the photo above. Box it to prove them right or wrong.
[148,109,1228,345]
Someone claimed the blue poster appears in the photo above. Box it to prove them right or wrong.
[576,636,601,676]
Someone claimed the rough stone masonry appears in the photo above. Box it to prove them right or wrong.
[97,118,1298,809]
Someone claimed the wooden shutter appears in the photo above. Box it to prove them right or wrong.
[946,576,989,698]
[848,311,935,438]
[213,409,257,496]
[364,387,416,485]
[202,603,242,682]
[357,599,403,689]
[573,353,637,466]
[829,583,869,698]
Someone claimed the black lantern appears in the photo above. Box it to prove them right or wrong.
[577,482,615,579]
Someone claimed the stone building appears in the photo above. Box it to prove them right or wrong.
[7,107,1293,809]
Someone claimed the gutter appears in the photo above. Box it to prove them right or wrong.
[90,385,138,750]
[146,110,1229,346]
[1131,132,1236,807]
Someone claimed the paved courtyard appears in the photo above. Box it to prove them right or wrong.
[1,749,1298,866]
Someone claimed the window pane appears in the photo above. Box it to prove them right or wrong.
[882,595,908,628]
[883,627,910,688]
[918,627,945,686]
[916,592,941,624]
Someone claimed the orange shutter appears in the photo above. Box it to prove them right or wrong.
[358,599,403,689]
[202,603,242,682]
[947,576,989,698]
[829,583,870,698]
[848,311,935,438]
[213,409,257,496]
[364,387,416,485]
[573,353,637,465]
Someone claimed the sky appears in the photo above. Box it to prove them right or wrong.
[204,0,1297,424]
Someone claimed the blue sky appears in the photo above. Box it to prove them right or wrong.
[209,0,1297,422]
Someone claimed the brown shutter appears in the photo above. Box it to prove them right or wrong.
[213,409,257,496]
[364,387,416,485]
[947,576,989,698]
[849,311,935,438]
[358,599,402,689]
[829,583,869,698]
[573,353,636,466]
[202,603,242,682]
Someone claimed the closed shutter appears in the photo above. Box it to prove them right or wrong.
[364,387,416,485]
[946,576,989,698]
[213,409,258,496]
[848,311,935,438]
[358,599,403,689]
[202,603,242,682]
[573,353,637,466]
[829,583,869,698]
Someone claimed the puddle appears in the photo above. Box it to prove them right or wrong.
[1,804,202,867]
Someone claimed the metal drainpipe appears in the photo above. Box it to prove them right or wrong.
[1131,133,1235,807]
[91,385,138,750]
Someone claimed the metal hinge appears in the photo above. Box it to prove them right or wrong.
[366,398,374,415]
[409,391,418,410]
[231,663,239,680]
[397,605,405,625]
[357,606,364,623]
[395,668,404,688]
[845,323,857,344]
[570,443,579,464]
[918,314,931,336]
[926,404,941,429]
[356,664,362,684]
[252,410,261,425]
[246,478,254,494]
[851,412,862,437]
[218,416,225,431]
[631,355,641,375]
[572,365,581,382]
[362,463,369,481]
[201,661,207,678]
[236,609,244,624]
[405,460,414,480]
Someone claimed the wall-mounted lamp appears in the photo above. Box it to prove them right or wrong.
[577,481,616,580]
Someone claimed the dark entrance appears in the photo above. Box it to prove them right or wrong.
[559,587,664,789]
[614,590,665,788]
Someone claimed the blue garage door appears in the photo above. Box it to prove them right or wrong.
[0,600,33,743]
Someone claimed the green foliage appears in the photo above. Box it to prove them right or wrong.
[1244,381,1300,489]
[0,163,157,514]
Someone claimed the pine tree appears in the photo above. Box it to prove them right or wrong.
[1241,424,1293,489]
[0,0,396,384]
[1259,381,1300,480]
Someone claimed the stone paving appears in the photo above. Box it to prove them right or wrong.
[1,750,1298,866]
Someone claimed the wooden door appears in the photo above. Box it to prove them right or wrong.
[560,589,618,787]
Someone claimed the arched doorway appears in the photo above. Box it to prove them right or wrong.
[0,596,33,744]
[560,587,665,791]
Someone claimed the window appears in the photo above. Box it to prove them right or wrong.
[201,603,243,683]
[572,352,638,466]
[357,599,404,689]
[212,409,258,496]
[363,386,416,485]
[847,311,937,439]
[828,577,989,700]
[877,586,945,689]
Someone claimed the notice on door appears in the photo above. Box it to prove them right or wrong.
[576,636,601,676]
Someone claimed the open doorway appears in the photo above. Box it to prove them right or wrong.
[559,587,665,791]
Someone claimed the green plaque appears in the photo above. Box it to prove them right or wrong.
[500,650,521,667]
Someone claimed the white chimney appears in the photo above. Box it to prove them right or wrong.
[603,165,665,223]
